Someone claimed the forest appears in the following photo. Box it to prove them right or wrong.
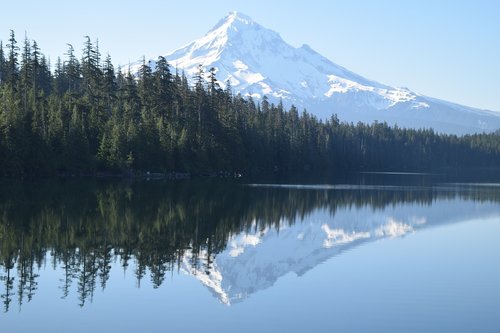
[1,31,500,177]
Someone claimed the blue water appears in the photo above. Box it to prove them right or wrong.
[1,179,499,332]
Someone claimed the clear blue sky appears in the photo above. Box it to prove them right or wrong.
[1,0,499,111]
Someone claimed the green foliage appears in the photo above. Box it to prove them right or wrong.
[1,31,500,177]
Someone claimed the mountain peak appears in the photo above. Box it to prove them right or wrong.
[225,11,254,24]
[126,12,500,134]
[210,11,258,33]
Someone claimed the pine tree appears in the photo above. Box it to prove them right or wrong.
[65,44,80,94]
[5,30,19,89]
[0,41,5,84]
[1,30,500,177]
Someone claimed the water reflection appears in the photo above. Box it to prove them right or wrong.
[0,179,499,311]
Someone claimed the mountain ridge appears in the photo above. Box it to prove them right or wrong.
[125,11,500,135]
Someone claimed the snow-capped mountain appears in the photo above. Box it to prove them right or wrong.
[180,193,500,305]
[126,11,500,134]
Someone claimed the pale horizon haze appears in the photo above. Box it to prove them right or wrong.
[1,0,499,112]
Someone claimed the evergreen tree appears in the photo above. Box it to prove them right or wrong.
[0,41,5,84]
[5,30,19,89]
[0,30,500,177]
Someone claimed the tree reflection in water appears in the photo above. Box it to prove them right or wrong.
[1,179,499,311]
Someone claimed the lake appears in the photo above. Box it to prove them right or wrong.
[1,174,500,332]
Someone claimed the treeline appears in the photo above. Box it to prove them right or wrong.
[1,31,500,177]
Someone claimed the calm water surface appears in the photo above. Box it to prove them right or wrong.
[1,175,499,332]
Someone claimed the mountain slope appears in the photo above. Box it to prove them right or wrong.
[126,11,500,135]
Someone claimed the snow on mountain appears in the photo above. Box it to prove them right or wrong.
[180,196,500,305]
[125,11,500,134]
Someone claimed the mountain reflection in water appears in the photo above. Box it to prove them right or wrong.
[0,179,499,311]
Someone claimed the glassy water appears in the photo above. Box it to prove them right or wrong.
[1,176,499,332]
